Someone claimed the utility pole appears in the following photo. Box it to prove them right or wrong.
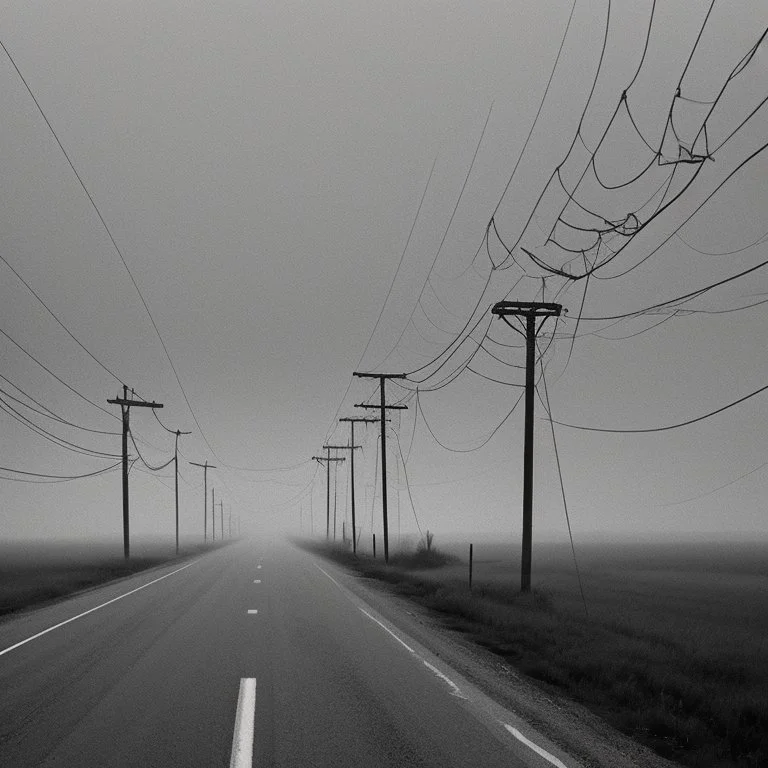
[212,487,216,542]
[313,451,345,539]
[172,429,191,555]
[323,444,361,545]
[353,372,407,563]
[219,500,224,540]
[338,417,379,555]
[107,385,163,560]
[189,461,216,543]
[491,300,562,592]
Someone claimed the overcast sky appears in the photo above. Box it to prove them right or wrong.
[2,1,767,553]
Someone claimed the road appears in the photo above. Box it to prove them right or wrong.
[0,541,579,767]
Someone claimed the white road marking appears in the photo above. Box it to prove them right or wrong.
[503,724,570,768]
[0,560,198,659]
[256,565,262,569]
[247,610,259,614]
[229,677,257,768]
[423,660,467,699]
[358,608,416,654]
[313,556,576,766]
[314,563,343,589]
[253,579,261,583]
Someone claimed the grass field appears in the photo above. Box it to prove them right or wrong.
[0,539,224,618]
[309,537,768,768]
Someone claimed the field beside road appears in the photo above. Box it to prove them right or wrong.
[308,537,768,768]
[0,539,225,617]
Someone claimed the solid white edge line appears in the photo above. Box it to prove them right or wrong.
[422,660,467,699]
[247,610,258,614]
[313,563,344,589]
[0,559,198,658]
[503,724,570,768]
[229,677,257,768]
[358,608,416,654]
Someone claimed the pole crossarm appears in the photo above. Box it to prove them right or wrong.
[322,445,362,451]
[354,403,408,410]
[339,417,380,423]
[491,301,563,317]
[352,372,407,379]
[189,461,217,469]
[312,456,346,463]
[107,398,164,408]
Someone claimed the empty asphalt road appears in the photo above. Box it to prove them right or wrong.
[0,541,579,767]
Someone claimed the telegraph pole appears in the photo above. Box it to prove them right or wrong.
[212,487,216,541]
[353,372,407,563]
[339,417,379,555]
[189,460,216,543]
[107,386,163,559]
[313,451,345,539]
[219,500,224,540]
[172,429,191,554]
[491,301,562,592]
[324,444,361,545]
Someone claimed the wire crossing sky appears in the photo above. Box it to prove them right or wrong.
[1,0,767,546]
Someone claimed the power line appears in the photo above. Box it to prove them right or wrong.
[555,381,768,434]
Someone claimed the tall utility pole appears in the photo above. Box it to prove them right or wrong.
[212,487,216,542]
[189,460,216,543]
[107,385,163,560]
[172,429,191,555]
[219,500,224,540]
[353,372,407,563]
[313,451,345,539]
[323,444,362,545]
[491,300,562,592]
[338,417,379,555]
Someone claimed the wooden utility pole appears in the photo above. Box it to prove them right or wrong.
[189,460,216,543]
[107,385,163,560]
[491,300,562,592]
[353,372,407,563]
[219,499,224,540]
[313,451,345,539]
[212,487,216,541]
[172,430,191,555]
[338,417,379,555]
[323,443,362,547]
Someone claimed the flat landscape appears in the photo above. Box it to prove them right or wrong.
[316,537,768,768]
[0,539,221,618]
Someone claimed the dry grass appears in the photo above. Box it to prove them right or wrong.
[305,538,768,768]
[0,540,225,617]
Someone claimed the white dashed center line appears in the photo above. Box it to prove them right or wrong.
[253,580,261,584]
[247,610,258,615]
[229,678,257,768]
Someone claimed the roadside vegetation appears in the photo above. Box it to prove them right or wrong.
[303,535,768,768]
[0,540,227,617]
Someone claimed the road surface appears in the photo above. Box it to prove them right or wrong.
[0,541,579,767]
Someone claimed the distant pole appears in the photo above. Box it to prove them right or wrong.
[219,500,224,540]
[172,430,191,555]
[339,417,378,555]
[212,487,216,542]
[190,461,216,544]
[312,453,345,540]
[469,543,473,591]
[373,533,376,559]
[107,385,163,559]
[353,373,407,563]
[491,300,562,592]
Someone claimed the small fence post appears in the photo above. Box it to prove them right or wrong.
[469,543,473,591]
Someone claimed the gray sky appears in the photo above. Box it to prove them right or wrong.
[2,1,767,550]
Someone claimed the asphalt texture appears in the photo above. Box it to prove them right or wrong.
[0,541,575,767]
